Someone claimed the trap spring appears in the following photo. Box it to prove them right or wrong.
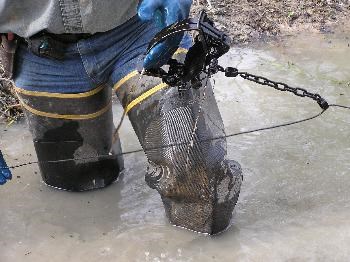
[144,10,230,89]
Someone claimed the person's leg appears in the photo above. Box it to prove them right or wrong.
[13,43,123,191]
[105,17,243,234]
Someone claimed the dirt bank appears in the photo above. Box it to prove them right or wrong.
[192,0,350,43]
[0,68,22,123]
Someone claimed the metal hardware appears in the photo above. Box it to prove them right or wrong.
[219,68,329,110]
[144,10,329,110]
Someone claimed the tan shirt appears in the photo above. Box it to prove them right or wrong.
[0,0,139,37]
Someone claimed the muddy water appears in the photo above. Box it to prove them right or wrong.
[0,31,349,262]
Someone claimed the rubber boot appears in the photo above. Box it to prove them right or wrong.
[16,84,123,191]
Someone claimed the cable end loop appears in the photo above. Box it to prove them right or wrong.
[317,97,329,110]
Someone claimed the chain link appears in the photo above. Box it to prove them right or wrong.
[221,68,329,110]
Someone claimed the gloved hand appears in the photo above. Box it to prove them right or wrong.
[0,150,12,185]
[138,0,193,69]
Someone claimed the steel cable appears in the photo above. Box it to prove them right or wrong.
[2,103,348,170]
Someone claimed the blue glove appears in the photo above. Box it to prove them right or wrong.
[138,0,193,69]
[0,150,12,185]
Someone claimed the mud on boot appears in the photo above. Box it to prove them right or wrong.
[146,159,242,234]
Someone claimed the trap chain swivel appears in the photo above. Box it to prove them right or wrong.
[144,10,329,110]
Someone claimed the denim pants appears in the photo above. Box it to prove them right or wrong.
[13,16,242,234]
[14,16,191,93]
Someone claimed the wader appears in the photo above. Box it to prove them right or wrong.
[15,84,123,191]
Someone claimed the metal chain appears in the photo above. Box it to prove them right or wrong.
[218,66,329,110]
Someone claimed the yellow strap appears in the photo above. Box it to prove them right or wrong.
[113,48,187,92]
[173,48,188,56]
[17,95,112,120]
[122,48,188,113]
[114,70,139,91]
[14,84,105,99]
[125,82,169,114]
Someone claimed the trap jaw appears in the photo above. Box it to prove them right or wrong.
[144,11,231,90]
